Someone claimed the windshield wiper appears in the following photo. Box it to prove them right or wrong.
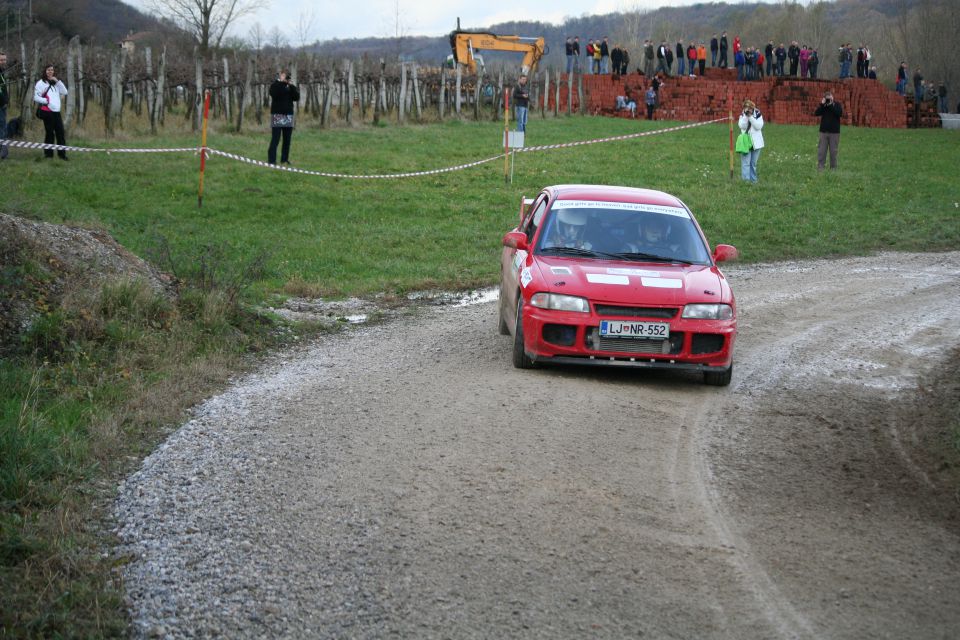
[611,251,685,263]
[540,246,599,257]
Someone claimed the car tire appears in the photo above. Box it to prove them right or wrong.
[704,364,733,386]
[497,285,510,336]
[512,297,536,369]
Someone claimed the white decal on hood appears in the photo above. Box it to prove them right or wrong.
[520,267,533,288]
[551,266,572,275]
[641,277,682,289]
[608,268,660,277]
[586,273,630,285]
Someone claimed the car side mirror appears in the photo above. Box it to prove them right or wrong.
[503,231,529,251]
[712,244,738,262]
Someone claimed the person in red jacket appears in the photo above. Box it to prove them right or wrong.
[733,36,741,55]
[687,44,697,76]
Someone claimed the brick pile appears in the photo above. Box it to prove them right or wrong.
[554,72,909,128]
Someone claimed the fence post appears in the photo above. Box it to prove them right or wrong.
[455,65,462,115]
[412,64,422,121]
[107,48,123,134]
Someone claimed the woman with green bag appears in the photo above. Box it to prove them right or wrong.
[737,99,765,183]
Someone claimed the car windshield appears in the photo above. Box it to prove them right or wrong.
[535,200,712,265]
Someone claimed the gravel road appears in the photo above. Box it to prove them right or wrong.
[115,251,960,639]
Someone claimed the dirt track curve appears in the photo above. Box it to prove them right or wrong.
[115,251,960,639]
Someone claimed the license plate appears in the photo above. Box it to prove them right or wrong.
[599,320,670,339]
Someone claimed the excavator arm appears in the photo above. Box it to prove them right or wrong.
[449,30,546,74]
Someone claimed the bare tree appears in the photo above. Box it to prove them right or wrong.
[143,0,270,54]
[295,9,316,50]
[247,21,266,52]
[267,25,288,52]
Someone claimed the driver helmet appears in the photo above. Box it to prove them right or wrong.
[641,215,669,244]
[556,208,587,242]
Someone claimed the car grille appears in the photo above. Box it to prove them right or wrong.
[594,305,678,319]
[587,329,684,355]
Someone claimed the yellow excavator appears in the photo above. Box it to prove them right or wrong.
[448,20,546,74]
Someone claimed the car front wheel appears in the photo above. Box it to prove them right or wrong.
[512,297,536,369]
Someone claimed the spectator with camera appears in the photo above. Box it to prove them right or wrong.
[34,64,69,161]
[267,70,299,166]
[814,90,842,171]
[738,99,765,183]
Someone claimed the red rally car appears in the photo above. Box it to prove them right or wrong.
[498,185,739,386]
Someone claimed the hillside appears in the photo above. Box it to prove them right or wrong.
[4,0,168,44]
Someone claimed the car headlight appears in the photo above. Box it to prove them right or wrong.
[682,303,734,320]
[530,293,590,313]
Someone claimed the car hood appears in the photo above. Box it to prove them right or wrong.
[534,257,728,305]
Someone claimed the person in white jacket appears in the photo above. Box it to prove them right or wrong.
[34,64,69,160]
[737,99,764,182]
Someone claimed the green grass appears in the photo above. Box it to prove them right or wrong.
[1,113,959,637]
[7,116,959,298]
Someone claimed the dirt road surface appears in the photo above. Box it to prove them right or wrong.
[116,252,960,639]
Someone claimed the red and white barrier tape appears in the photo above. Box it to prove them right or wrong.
[203,148,505,179]
[0,139,197,154]
[519,118,726,154]
[0,118,726,178]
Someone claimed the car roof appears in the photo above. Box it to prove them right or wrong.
[545,185,687,209]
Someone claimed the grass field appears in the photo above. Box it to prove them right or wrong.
[1,113,959,637]
[6,115,960,297]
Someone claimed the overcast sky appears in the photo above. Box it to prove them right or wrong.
[124,0,740,44]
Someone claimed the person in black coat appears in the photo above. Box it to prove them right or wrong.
[814,90,842,170]
[267,70,300,165]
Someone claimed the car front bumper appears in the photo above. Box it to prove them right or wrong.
[521,306,736,370]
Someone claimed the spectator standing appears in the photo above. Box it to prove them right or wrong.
[585,40,594,74]
[896,62,907,95]
[710,34,719,66]
[665,44,674,76]
[856,44,866,78]
[757,50,765,79]
[513,74,530,132]
[644,40,655,78]
[645,84,657,120]
[34,64,69,160]
[775,43,787,76]
[913,67,924,99]
[676,39,686,76]
[593,41,602,74]
[267,70,300,165]
[565,37,575,74]
[808,48,820,79]
[814,90,842,170]
[620,47,630,76]
[788,41,800,76]
[765,41,774,76]
[738,99,764,183]
[572,37,581,72]
[697,42,707,75]
[799,46,810,78]
[687,43,697,77]
[0,51,8,159]
[937,81,948,113]
[719,32,729,68]
[611,44,623,77]
[600,37,610,74]
[733,35,742,56]
[655,41,668,76]
[735,48,745,81]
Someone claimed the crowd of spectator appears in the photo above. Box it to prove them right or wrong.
[565,33,952,115]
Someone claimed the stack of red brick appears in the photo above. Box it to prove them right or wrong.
[553,72,909,128]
